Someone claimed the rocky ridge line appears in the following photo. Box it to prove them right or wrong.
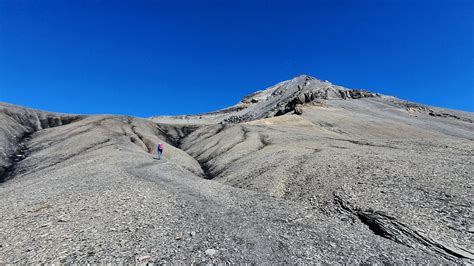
[223,75,380,123]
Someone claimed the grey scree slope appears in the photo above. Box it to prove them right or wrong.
[1,75,473,264]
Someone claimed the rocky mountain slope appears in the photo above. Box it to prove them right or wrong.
[1,75,473,263]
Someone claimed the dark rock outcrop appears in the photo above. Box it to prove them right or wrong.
[218,75,381,123]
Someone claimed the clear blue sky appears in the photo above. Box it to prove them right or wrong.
[1,0,473,116]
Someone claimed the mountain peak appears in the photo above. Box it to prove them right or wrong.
[151,75,381,125]
[2,76,473,264]
[225,75,379,123]
[295,73,316,80]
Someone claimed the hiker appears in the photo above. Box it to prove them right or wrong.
[157,143,164,160]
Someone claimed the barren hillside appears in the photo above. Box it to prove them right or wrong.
[1,75,473,263]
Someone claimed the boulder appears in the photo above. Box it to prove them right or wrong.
[294,105,303,115]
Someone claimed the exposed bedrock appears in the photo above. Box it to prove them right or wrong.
[220,75,380,123]
[333,193,474,261]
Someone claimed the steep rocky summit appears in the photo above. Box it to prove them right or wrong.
[151,75,381,124]
[231,74,379,121]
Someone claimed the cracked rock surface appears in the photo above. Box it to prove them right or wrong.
[1,75,473,263]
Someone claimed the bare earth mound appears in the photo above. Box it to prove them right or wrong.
[1,75,473,263]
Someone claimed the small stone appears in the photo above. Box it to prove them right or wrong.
[137,255,151,261]
[175,234,182,240]
[57,218,68,222]
[189,231,196,237]
[205,248,217,257]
